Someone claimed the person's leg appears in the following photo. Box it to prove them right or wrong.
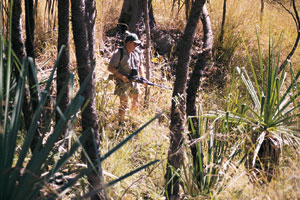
[119,95,128,124]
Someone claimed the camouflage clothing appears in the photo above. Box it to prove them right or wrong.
[109,47,142,96]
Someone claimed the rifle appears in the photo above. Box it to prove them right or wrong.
[108,69,172,90]
[129,75,172,90]
[128,69,172,90]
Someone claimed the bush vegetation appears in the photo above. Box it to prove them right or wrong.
[1,0,299,199]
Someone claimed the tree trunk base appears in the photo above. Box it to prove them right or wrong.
[246,132,282,184]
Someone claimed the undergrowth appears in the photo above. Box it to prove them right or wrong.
[12,0,300,199]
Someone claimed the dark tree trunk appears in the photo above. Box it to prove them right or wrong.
[219,0,226,44]
[12,0,26,62]
[25,0,35,59]
[56,0,70,132]
[86,0,96,69]
[118,0,156,33]
[186,3,213,189]
[71,0,106,199]
[185,0,190,21]
[11,0,34,146]
[25,0,41,151]
[260,0,264,21]
[144,0,151,106]
[165,0,206,199]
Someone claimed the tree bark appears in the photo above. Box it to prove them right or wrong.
[219,0,226,44]
[25,0,42,151]
[144,0,151,107]
[11,0,35,149]
[185,0,190,21]
[25,0,35,59]
[12,0,26,62]
[260,0,264,21]
[118,0,156,33]
[186,3,213,189]
[56,0,70,133]
[71,0,106,199]
[165,0,206,199]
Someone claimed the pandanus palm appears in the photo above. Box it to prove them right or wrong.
[238,33,300,182]
[238,33,300,183]
[208,32,300,183]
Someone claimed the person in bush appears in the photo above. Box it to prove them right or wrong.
[108,32,145,125]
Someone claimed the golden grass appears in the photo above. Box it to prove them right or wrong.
[209,0,300,70]
[216,146,300,200]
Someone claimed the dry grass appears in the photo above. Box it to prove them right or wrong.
[27,0,300,198]
[210,0,300,70]
[216,146,300,200]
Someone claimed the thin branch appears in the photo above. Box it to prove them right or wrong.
[278,0,300,73]
[276,0,298,29]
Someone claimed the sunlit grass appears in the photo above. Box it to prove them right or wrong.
[209,0,300,72]
[24,0,300,198]
[216,146,300,199]
[94,0,300,198]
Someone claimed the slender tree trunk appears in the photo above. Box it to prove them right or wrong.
[279,0,300,73]
[144,0,151,107]
[85,3,106,197]
[56,0,70,133]
[260,0,264,22]
[86,0,96,66]
[186,3,213,189]
[12,0,26,62]
[165,0,206,199]
[185,0,190,21]
[25,0,35,59]
[71,0,106,199]
[219,0,226,44]
[148,0,155,29]
[25,0,41,151]
[11,0,34,145]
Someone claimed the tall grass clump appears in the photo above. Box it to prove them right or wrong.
[241,32,300,183]
[0,33,91,199]
[207,31,300,185]
[175,104,242,198]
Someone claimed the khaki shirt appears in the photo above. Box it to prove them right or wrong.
[109,47,142,77]
[109,47,143,96]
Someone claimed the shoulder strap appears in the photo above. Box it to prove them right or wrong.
[119,48,123,61]
[117,48,124,69]
[116,48,123,69]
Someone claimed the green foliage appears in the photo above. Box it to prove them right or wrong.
[0,35,89,199]
[206,31,300,182]
[237,31,300,141]
[0,37,160,200]
[179,106,242,197]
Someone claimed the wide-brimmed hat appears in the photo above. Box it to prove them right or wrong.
[124,32,141,44]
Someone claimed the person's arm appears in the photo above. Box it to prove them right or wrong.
[108,64,129,82]
[108,50,129,82]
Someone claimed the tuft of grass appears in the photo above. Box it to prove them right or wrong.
[216,146,300,200]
